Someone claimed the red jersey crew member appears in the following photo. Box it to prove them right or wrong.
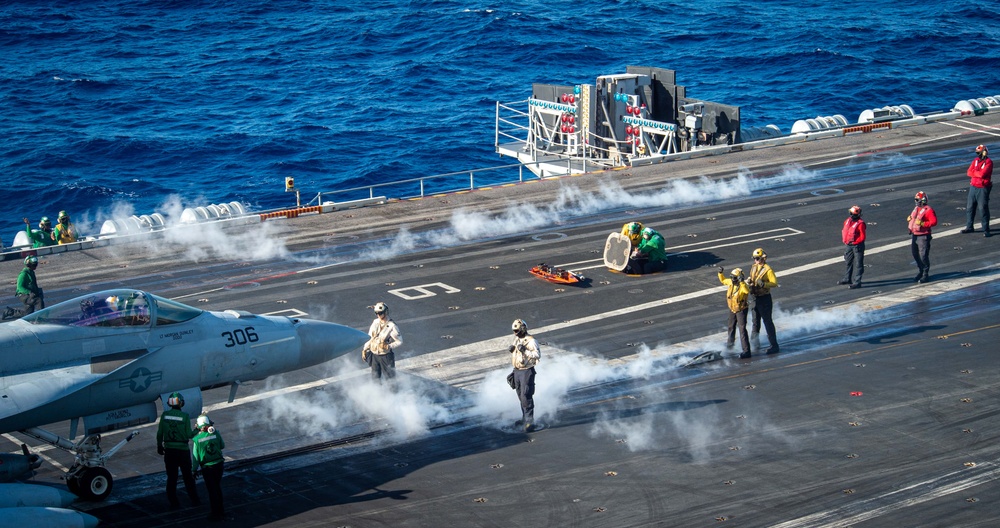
[718,266,752,359]
[908,192,938,283]
[839,206,867,289]
[962,144,992,237]
[509,319,541,432]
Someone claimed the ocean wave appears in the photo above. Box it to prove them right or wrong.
[1,0,997,240]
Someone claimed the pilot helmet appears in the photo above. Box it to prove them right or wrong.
[106,295,120,309]
[373,302,387,315]
[196,414,213,428]
[24,256,38,268]
[167,392,185,409]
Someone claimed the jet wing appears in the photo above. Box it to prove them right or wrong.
[0,366,105,432]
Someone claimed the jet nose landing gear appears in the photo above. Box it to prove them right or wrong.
[67,466,113,501]
[23,427,139,501]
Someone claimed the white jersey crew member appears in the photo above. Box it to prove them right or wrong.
[363,302,402,381]
[509,318,541,432]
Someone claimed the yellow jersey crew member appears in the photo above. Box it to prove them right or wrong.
[156,392,201,510]
[362,302,402,382]
[748,248,779,355]
[509,319,541,432]
[53,210,78,244]
[621,221,644,247]
[718,266,751,358]
[192,414,226,522]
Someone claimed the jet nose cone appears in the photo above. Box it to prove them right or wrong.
[295,319,369,368]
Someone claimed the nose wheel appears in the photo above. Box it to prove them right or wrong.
[22,427,138,501]
[67,466,114,501]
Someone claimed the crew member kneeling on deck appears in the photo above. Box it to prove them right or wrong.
[621,221,644,248]
[626,227,667,274]
[3,256,44,320]
[363,302,402,382]
[509,319,541,432]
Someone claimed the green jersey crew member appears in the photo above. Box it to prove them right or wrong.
[626,227,667,274]
[192,413,226,522]
[3,256,45,320]
[156,392,201,510]
[24,217,56,248]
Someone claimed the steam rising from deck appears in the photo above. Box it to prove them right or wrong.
[364,164,814,260]
[247,302,881,462]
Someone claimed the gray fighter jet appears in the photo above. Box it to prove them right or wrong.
[0,288,368,501]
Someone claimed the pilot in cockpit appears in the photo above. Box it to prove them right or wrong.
[79,295,125,326]
[77,292,150,327]
[122,293,150,325]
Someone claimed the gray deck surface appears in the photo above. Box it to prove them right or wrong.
[4,112,1000,527]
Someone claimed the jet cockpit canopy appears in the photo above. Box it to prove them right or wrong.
[21,289,203,328]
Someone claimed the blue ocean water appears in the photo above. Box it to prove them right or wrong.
[2,1,998,242]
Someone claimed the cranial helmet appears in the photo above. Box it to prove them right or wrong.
[512,319,527,335]
[730,267,744,279]
[196,414,213,428]
[641,227,655,239]
[24,256,38,267]
[752,248,766,260]
[849,205,862,216]
[627,222,642,234]
[167,392,185,409]
[914,191,928,205]
[39,217,51,229]
[373,302,387,315]
[976,144,988,157]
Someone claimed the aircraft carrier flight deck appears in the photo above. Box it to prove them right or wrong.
[3,111,1000,527]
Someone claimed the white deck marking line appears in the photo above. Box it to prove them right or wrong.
[9,226,995,455]
[396,222,992,381]
[771,464,1000,528]
[565,228,804,271]
[941,120,1000,137]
